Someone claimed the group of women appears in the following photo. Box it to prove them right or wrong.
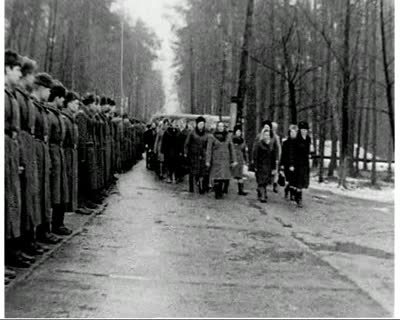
[144,116,311,208]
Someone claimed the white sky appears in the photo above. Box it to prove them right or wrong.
[120,0,184,114]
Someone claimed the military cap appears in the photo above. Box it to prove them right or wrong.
[5,49,22,68]
[82,93,95,105]
[34,72,54,88]
[21,56,37,76]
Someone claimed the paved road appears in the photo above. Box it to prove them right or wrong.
[5,161,391,317]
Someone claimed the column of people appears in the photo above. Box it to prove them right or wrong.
[144,116,311,206]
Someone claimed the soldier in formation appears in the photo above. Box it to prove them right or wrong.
[4,49,145,284]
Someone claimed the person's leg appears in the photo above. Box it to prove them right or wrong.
[296,188,303,208]
[222,180,229,194]
[237,178,248,196]
[189,174,194,193]
[214,180,223,199]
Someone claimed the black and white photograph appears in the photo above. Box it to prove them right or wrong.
[2,0,396,317]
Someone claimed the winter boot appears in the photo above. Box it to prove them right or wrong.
[296,189,303,208]
[260,187,267,203]
[284,184,290,199]
[273,182,278,193]
[257,187,262,200]
[222,180,229,194]
[238,183,248,196]
[189,175,194,193]
[202,177,209,193]
[290,187,296,201]
[214,181,223,199]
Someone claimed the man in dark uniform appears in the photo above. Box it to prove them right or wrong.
[62,91,80,215]
[111,107,123,174]
[15,56,46,257]
[31,73,61,244]
[100,97,113,187]
[75,94,96,212]
[47,84,71,235]
[81,93,100,203]
[4,50,33,272]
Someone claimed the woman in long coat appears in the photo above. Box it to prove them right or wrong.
[293,121,311,208]
[184,116,209,193]
[280,124,298,201]
[161,119,180,183]
[206,121,237,199]
[252,124,278,203]
[231,125,248,196]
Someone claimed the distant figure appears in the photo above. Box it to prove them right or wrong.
[206,121,237,199]
[252,123,279,203]
[154,119,169,179]
[184,116,209,193]
[271,122,282,193]
[144,122,157,170]
[161,119,180,183]
[293,121,311,208]
[280,124,298,201]
[231,125,248,196]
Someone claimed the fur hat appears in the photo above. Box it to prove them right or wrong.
[64,91,80,105]
[196,116,206,124]
[49,84,66,102]
[34,73,54,89]
[298,121,309,130]
[21,56,37,76]
[100,96,108,106]
[5,49,22,68]
[233,125,242,132]
[82,93,95,105]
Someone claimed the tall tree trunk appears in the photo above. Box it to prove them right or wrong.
[236,0,255,127]
[318,3,332,183]
[6,0,22,49]
[44,0,54,72]
[370,0,378,185]
[48,0,58,74]
[268,0,276,122]
[189,34,195,114]
[288,81,297,124]
[245,59,257,161]
[29,0,42,57]
[338,0,351,188]
[379,0,394,144]
[355,0,370,175]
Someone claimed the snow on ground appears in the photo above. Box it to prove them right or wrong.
[309,175,394,204]
[243,166,394,204]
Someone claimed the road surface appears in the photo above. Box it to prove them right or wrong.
[5,160,392,317]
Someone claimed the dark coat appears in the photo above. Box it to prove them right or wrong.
[161,127,181,166]
[144,128,157,150]
[32,97,52,225]
[252,139,278,186]
[231,136,248,179]
[293,134,311,189]
[48,106,69,205]
[280,137,297,184]
[5,87,21,239]
[206,131,237,181]
[84,108,98,190]
[184,128,209,178]
[62,110,79,212]
[16,87,41,230]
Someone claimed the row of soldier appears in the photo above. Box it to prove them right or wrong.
[4,50,144,282]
